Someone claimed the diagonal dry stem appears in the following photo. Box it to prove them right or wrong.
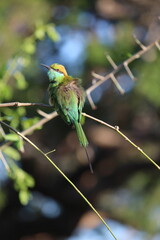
[0,120,118,240]
[82,112,160,170]
[87,38,160,109]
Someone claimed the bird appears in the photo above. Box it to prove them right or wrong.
[41,63,93,173]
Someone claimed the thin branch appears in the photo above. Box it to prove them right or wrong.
[106,55,118,69]
[22,111,58,136]
[1,105,160,171]
[45,149,56,156]
[37,109,54,118]
[0,102,51,108]
[82,112,160,170]
[87,38,160,109]
[110,73,125,94]
[91,71,105,80]
[133,34,146,50]
[86,92,97,110]
[123,61,135,80]
[0,120,118,240]
[1,39,159,112]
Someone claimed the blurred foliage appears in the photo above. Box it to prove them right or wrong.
[0,0,60,205]
[9,163,35,205]
[0,0,160,239]
[136,55,160,107]
[0,0,51,64]
[99,171,160,233]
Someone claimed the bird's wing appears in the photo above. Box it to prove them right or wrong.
[57,81,85,124]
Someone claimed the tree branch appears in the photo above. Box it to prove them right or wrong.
[82,113,160,170]
[1,37,159,111]
[0,102,51,108]
[0,120,118,240]
[86,37,160,109]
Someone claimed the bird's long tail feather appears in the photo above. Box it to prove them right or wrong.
[84,146,94,174]
[74,121,88,147]
[74,121,93,173]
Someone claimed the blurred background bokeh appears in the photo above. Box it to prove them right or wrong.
[0,0,160,240]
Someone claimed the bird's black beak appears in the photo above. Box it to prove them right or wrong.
[40,64,51,70]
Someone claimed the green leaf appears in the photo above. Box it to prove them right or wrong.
[14,71,28,90]
[35,26,45,40]
[17,107,26,116]
[3,146,21,161]
[46,25,60,42]
[21,117,40,130]
[19,190,31,205]
[15,138,24,152]
[0,116,13,121]
[22,38,36,54]
[10,165,35,205]
[137,56,160,107]
[10,115,19,129]
[25,173,35,188]
[5,133,20,141]
[0,82,13,101]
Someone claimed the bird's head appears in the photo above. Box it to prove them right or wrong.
[41,63,68,86]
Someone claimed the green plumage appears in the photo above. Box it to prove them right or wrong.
[41,63,93,173]
[49,76,88,147]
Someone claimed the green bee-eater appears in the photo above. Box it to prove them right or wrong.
[41,63,93,173]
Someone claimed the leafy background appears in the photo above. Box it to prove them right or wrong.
[0,0,160,239]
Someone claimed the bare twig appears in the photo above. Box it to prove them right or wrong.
[1,106,160,170]
[0,102,51,108]
[37,109,54,118]
[22,111,58,136]
[82,112,160,170]
[45,149,56,156]
[86,38,160,109]
[0,120,118,240]
[133,34,146,50]
[123,61,135,80]
[0,38,159,171]
[106,55,117,69]
[110,73,125,94]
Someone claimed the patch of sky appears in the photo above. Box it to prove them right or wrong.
[39,14,115,78]
[58,29,88,75]
[77,11,115,46]
[39,25,88,76]
[66,219,151,240]
[94,20,115,46]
